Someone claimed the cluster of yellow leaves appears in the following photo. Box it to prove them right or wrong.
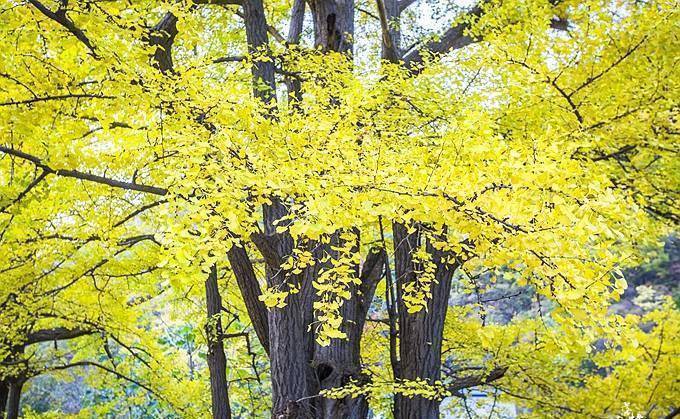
[402,243,438,313]
[312,231,362,345]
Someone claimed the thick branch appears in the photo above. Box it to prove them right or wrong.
[26,327,95,345]
[149,13,178,73]
[402,3,568,72]
[402,5,482,70]
[398,0,417,12]
[250,232,283,269]
[359,248,387,304]
[287,0,306,43]
[0,146,168,196]
[226,245,270,355]
[377,0,400,61]
[447,366,508,395]
[27,0,99,58]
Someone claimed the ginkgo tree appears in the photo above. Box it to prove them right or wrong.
[0,0,678,418]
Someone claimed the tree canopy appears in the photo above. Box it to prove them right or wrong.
[0,0,678,417]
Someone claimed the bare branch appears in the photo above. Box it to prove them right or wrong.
[193,0,242,4]
[287,0,306,44]
[226,244,270,354]
[377,0,399,61]
[402,3,569,73]
[250,232,283,269]
[213,55,247,64]
[402,5,482,70]
[148,13,178,73]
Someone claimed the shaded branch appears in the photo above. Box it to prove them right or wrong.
[287,0,305,44]
[377,0,399,61]
[402,3,568,72]
[148,13,178,73]
[213,55,247,64]
[250,232,283,269]
[402,5,482,70]
[398,0,418,13]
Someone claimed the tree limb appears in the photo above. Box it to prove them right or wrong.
[0,146,168,196]
[402,3,568,72]
[0,94,115,107]
[250,231,283,269]
[398,0,418,13]
[26,327,95,345]
[447,366,508,396]
[226,244,270,355]
[26,0,100,58]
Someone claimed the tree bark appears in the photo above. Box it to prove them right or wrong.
[0,380,8,418]
[392,223,457,419]
[5,379,23,419]
[261,202,316,418]
[205,265,233,419]
[308,0,355,53]
[312,245,386,419]
[227,245,270,354]
[242,0,277,103]
[377,0,401,61]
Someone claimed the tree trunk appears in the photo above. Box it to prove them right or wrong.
[392,224,457,419]
[308,0,354,54]
[0,380,8,418]
[5,380,22,419]
[242,0,276,103]
[205,265,232,419]
[312,242,385,419]
[262,202,316,419]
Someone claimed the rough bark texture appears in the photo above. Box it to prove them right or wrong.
[285,0,305,104]
[377,0,401,61]
[5,380,22,419]
[392,223,457,419]
[242,0,277,103]
[313,246,386,419]
[309,0,355,53]
[205,265,233,419]
[262,202,315,418]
